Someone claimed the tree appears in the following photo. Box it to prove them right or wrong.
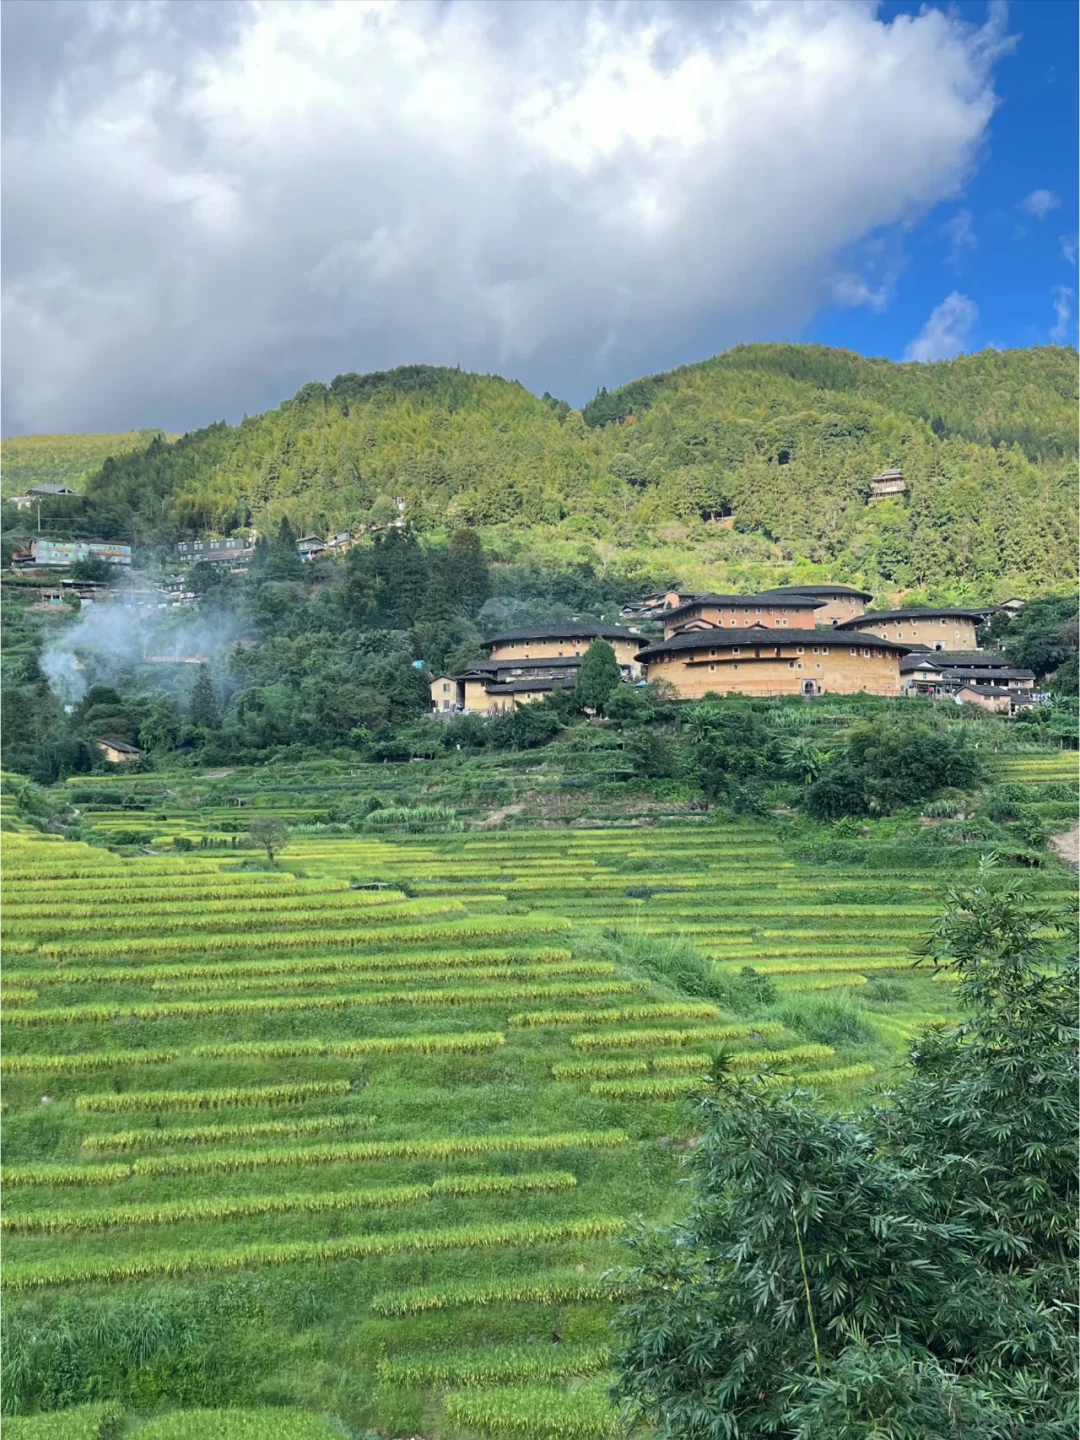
[265,516,303,580]
[70,555,114,583]
[188,665,220,729]
[805,719,983,818]
[247,814,290,864]
[779,735,827,785]
[573,639,622,713]
[441,529,491,615]
[612,869,1076,1439]
[684,699,777,800]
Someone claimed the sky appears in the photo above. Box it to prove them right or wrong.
[2,0,1076,437]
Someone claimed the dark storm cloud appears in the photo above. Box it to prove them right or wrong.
[2,0,1011,435]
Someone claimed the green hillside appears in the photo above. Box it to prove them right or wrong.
[0,431,176,499]
[19,345,1080,596]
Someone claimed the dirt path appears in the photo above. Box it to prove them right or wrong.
[474,801,526,829]
[1050,824,1079,869]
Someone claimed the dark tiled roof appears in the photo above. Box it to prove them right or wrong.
[482,623,646,646]
[98,737,141,754]
[759,584,875,602]
[939,667,1035,683]
[664,592,824,622]
[635,626,911,660]
[900,651,1014,673]
[482,679,572,695]
[835,608,993,628]
[463,656,584,675]
[956,685,1012,698]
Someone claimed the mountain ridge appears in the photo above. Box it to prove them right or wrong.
[2,344,1075,600]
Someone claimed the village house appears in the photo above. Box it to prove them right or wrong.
[661,593,826,639]
[174,538,254,569]
[429,623,647,714]
[96,738,142,764]
[835,608,993,652]
[12,539,133,569]
[635,624,909,699]
[619,590,697,621]
[953,685,1015,714]
[900,651,1036,697]
[869,467,907,498]
[760,584,874,627]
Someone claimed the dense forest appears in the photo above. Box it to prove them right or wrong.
[3,345,1076,600]
[0,431,174,499]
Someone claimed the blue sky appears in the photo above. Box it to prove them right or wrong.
[2,0,1076,434]
[808,0,1079,361]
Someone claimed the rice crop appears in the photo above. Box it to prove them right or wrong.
[4,947,573,988]
[1,1171,577,1234]
[191,1031,505,1061]
[4,1216,626,1291]
[83,1115,361,1153]
[1,1049,177,1075]
[129,1128,629,1180]
[149,959,614,994]
[569,1022,787,1051]
[39,915,569,959]
[74,1080,353,1114]
[369,1269,625,1317]
[0,988,38,1005]
[509,1002,719,1028]
[377,1342,610,1387]
[1,809,987,1431]
[2,980,645,1028]
[444,1383,617,1440]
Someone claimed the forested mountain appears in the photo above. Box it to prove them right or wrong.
[0,431,174,498]
[10,346,1079,598]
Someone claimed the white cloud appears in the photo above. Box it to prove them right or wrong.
[1019,189,1061,220]
[904,291,978,362]
[943,207,976,266]
[1051,286,1074,345]
[1061,235,1078,265]
[830,273,895,312]
[2,0,1012,432]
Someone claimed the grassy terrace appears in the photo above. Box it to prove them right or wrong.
[2,763,1076,1436]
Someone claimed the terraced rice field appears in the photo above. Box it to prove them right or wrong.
[3,819,1075,1437]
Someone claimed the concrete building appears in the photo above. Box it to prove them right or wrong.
[661,593,825,639]
[835,608,992,652]
[636,624,909,699]
[759,584,874,627]
[174,538,253,568]
[12,539,132,569]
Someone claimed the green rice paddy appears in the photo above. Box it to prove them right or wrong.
[3,771,1076,1437]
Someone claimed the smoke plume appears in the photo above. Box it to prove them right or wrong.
[41,603,240,705]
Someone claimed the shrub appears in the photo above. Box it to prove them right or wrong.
[772,995,875,1047]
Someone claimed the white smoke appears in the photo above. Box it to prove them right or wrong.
[41,603,241,705]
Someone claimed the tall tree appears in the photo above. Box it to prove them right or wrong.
[573,639,622,713]
[188,665,220,729]
[265,516,303,580]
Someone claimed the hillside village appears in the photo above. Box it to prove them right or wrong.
[428,585,1042,716]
